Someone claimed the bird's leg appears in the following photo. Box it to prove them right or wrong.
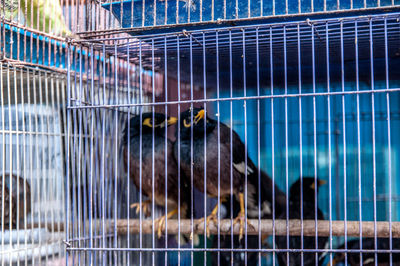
[196,198,226,238]
[232,192,254,241]
[130,199,151,217]
[155,208,178,238]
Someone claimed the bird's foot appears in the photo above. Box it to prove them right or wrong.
[196,205,219,238]
[155,208,178,238]
[130,200,151,217]
[232,211,254,241]
[232,192,255,241]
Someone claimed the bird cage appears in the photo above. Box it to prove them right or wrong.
[0,0,80,264]
[66,4,400,264]
[2,0,400,266]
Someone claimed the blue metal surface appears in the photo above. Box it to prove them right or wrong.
[102,0,400,33]
[1,23,110,75]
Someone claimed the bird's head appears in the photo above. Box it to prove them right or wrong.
[289,177,326,203]
[124,112,177,139]
[178,107,216,139]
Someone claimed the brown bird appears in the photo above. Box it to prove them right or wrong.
[175,107,285,241]
[122,112,190,238]
[0,173,31,229]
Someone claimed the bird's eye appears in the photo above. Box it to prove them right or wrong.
[183,118,191,128]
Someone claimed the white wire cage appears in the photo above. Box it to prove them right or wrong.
[1,0,400,265]
[66,12,400,266]
[0,66,67,265]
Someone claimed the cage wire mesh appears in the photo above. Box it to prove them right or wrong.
[0,66,67,265]
[65,11,400,266]
[1,0,400,266]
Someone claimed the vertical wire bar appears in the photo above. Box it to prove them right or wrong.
[270,26,276,266]
[66,44,72,266]
[189,33,194,266]
[285,0,288,14]
[7,64,13,266]
[326,22,333,266]
[77,46,84,264]
[200,0,203,21]
[176,35,181,265]
[49,74,59,260]
[216,30,221,266]
[75,47,82,266]
[39,72,48,265]
[236,0,239,19]
[27,70,35,266]
[12,66,20,265]
[369,18,378,266]
[151,38,156,266]
[176,0,179,24]
[255,27,262,266]
[126,42,131,266]
[283,25,290,266]
[340,20,348,264]
[48,70,56,266]
[248,0,251,18]
[297,23,304,266]
[164,36,169,266]
[188,0,191,23]
[242,28,248,265]
[223,0,226,19]
[202,32,208,266]
[139,40,143,266]
[272,0,276,16]
[113,44,119,262]
[20,67,28,266]
[212,0,215,21]
[81,49,87,266]
[101,44,107,266]
[384,17,393,266]
[228,29,233,266]
[355,20,363,264]
[142,0,145,27]
[311,22,319,265]
[34,71,41,266]
[43,72,50,264]
[89,45,96,266]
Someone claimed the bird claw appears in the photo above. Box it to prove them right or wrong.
[130,200,151,217]
[196,213,217,238]
[232,211,254,241]
[155,215,166,239]
[154,208,178,239]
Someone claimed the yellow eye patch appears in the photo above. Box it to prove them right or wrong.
[183,118,191,128]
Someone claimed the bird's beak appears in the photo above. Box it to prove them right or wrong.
[194,109,205,124]
[167,117,178,126]
[311,179,326,190]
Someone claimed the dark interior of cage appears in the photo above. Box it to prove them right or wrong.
[67,16,400,265]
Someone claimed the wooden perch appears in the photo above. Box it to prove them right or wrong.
[112,219,400,238]
[29,219,400,238]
